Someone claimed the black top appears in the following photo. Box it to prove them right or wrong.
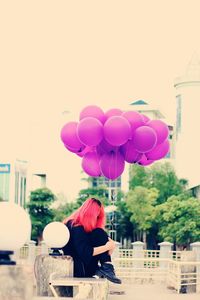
[62,221,94,277]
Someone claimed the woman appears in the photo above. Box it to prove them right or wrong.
[62,197,121,284]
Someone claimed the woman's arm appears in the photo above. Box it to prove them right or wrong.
[93,239,115,256]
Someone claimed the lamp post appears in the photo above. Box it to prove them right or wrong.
[0,201,31,265]
[43,221,70,256]
[0,201,33,300]
[34,222,73,297]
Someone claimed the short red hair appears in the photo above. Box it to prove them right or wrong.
[63,198,105,232]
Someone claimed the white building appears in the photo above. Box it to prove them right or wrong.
[174,54,200,196]
[0,157,47,207]
[0,159,28,206]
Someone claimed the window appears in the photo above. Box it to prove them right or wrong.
[0,173,10,201]
[176,94,182,139]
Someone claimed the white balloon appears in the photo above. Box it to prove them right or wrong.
[0,202,31,251]
[43,222,70,248]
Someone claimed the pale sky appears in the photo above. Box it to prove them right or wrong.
[1,1,200,201]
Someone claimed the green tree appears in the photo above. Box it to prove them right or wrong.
[129,162,187,204]
[76,186,110,207]
[115,199,134,241]
[27,188,55,243]
[129,164,148,189]
[156,194,200,249]
[53,201,78,222]
[126,186,159,245]
[146,162,188,204]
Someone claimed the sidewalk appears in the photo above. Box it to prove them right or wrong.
[109,283,200,300]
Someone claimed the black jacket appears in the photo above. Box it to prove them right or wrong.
[62,221,94,277]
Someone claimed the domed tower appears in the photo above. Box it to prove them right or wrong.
[174,54,200,192]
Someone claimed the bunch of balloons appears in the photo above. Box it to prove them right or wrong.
[60,105,170,180]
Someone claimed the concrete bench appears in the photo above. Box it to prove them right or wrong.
[49,273,108,300]
[34,254,108,299]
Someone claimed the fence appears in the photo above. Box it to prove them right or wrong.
[16,240,200,294]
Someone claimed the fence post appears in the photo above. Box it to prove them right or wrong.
[28,240,36,264]
[113,241,121,259]
[190,241,200,293]
[158,241,172,274]
[131,241,144,269]
[40,241,49,255]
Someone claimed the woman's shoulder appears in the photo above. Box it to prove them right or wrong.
[66,220,84,232]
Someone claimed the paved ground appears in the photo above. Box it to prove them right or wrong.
[108,283,200,300]
[33,283,200,299]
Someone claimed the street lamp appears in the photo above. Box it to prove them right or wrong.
[0,202,31,265]
[43,221,70,256]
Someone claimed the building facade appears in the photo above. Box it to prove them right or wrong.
[0,159,28,207]
[0,158,47,207]
[174,54,200,192]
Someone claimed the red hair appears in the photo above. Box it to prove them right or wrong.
[63,198,105,232]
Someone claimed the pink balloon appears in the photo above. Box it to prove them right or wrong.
[104,116,131,146]
[64,144,83,154]
[145,139,170,160]
[120,140,142,163]
[79,105,106,124]
[82,152,101,177]
[60,122,84,151]
[122,111,145,134]
[96,139,118,156]
[147,120,169,145]
[105,108,123,120]
[77,117,104,146]
[133,126,157,153]
[100,152,125,180]
[137,154,154,166]
[76,146,95,157]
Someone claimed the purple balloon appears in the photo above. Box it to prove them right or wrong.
[137,154,154,166]
[76,146,95,157]
[145,139,170,160]
[133,126,157,153]
[100,152,125,180]
[77,117,104,146]
[105,108,123,121]
[79,105,106,124]
[122,111,145,135]
[64,144,83,154]
[96,139,118,156]
[82,152,101,177]
[120,140,142,163]
[104,116,131,146]
[147,120,169,145]
[60,122,84,151]
[141,114,150,123]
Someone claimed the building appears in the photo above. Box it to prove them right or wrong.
[0,159,28,207]
[0,158,47,207]
[174,54,200,195]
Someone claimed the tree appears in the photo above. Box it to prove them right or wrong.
[126,186,159,245]
[27,188,56,243]
[156,194,200,249]
[129,164,148,190]
[129,162,187,204]
[53,201,78,222]
[76,186,110,207]
[115,199,134,241]
[146,162,188,205]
